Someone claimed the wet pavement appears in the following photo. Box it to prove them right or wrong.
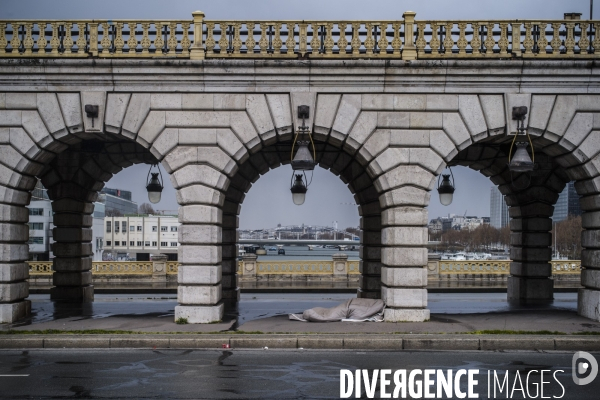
[0,349,598,399]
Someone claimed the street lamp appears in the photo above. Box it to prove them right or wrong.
[290,105,316,205]
[508,106,535,173]
[145,164,164,204]
[437,168,455,206]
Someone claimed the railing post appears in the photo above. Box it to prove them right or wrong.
[152,254,168,281]
[241,253,257,277]
[332,252,348,277]
[89,22,99,57]
[402,11,417,60]
[190,10,205,60]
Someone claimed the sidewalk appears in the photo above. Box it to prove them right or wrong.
[1,293,599,351]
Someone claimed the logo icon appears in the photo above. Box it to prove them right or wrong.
[572,351,598,385]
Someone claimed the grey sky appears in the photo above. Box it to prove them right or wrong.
[5,0,589,228]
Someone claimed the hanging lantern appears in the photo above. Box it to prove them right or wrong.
[508,142,534,173]
[146,164,163,204]
[291,141,316,171]
[437,169,455,206]
[290,174,308,206]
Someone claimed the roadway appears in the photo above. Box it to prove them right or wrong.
[0,349,597,399]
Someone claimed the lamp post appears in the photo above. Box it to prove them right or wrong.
[290,105,316,205]
[508,106,535,173]
[145,164,164,204]
[437,168,456,206]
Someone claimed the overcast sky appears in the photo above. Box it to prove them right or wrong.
[6,0,588,229]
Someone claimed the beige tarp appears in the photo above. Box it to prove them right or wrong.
[289,298,385,322]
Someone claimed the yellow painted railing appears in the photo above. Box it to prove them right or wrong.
[439,260,581,274]
[1,14,598,59]
[236,260,360,275]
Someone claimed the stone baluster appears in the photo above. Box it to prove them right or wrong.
[565,22,576,56]
[232,22,242,55]
[336,23,348,55]
[88,22,98,56]
[205,22,215,55]
[75,23,87,54]
[63,22,73,54]
[324,22,334,55]
[258,23,268,54]
[391,22,402,55]
[180,22,191,54]
[537,22,549,54]
[578,22,590,52]
[114,22,124,54]
[154,22,165,54]
[126,22,138,54]
[99,23,111,54]
[0,23,7,54]
[457,22,467,55]
[298,22,308,55]
[10,23,22,55]
[218,23,229,53]
[377,23,388,54]
[245,22,256,54]
[351,22,361,56]
[443,22,454,54]
[36,22,48,54]
[498,23,509,55]
[511,22,523,56]
[285,23,296,54]
[273,22,283,53]
[22,23,34,56]
[190,11,205,59]
[364,22,374,56]
[470,22,481,54]
[484,22,495,54]
[167,22,178,54]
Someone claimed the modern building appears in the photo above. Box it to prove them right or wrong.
[552,181,582,223]
[103,215,179,261]
[490,186,510,229]
[98,187,138,216]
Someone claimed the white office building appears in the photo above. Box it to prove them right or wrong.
[490,186,510,229]
[103,215,179,261]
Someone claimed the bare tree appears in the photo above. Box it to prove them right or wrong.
[552,215,582,259]
[105,209,123,217]
[138,203,156,214]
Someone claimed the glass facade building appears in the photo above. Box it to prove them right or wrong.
[98,188,138,215]
[552,181,582,223]
[490,186,509,229]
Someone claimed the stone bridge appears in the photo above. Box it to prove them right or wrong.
[1,13,600,323]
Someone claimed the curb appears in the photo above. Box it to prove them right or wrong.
[0,334,599,351]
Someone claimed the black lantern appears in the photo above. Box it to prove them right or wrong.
[437,168,455,206]
[290,105,316,204]
[146,164,163,204]
[290,174,308,206]
[508,106,535,173]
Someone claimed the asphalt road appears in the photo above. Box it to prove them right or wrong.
[0,349,598,399]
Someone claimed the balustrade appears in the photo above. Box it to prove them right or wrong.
[1,14,598,59]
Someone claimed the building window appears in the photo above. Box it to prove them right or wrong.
[137,226,142,231]
[171,242,178,247]
[152,226,157,232]
[161,242,167,246]
[106,221,111,233]
[137,241,142,246]
[161,226,168,232]
[115,223,119,233]
[152,241,157,246]
[106,241,112,246]
[115,241,120,246]
[28,208,44,216]
[129,241,134,246]
[28,222,43,230]
[122,222,127,232]
[170,226,178,232]
[130,226,135,232]
[96,238,103,249]
[28,237,43,244]
[145,241,150,246]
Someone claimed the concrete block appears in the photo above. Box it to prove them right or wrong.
[231,337,297,349]
[179,265,222,285]
[331,94,362,141]
[381,227,427,246]
[80,91,106,133]
[246,94,275,144]
[560,113,594,152]
[150,93,182,110]
[359,245,382,261]
[443,112,472,150]
[383,308,430,322]
[359,129,390,163]
[0,243,28,262]
[104,93,131,133]
[376,165,435,192]
[370,148,409,177]
[0,300,30,323]
[50,285,94,302]
[0,281,28,302]
[0,337,42,348]
[380,187,430,208]
[178,129,217,145]
[179,205,221,224]
[346,112,377,151]
[151,127,178,158]
[197,147,237,177]
[177,284,221,305]
[214,94,246,110]
[216,128,248,163]
[357,288,381,299]
[182,93,213,110]
[404,337,479,350]
[53,271,92,286]
[169,337,229,348]
[53,213,93,227]
[0,222,28,242]
[361,94,393,111]
[6,93,36,109]
[555,336,600,350]
[344,337,403,350]
[21,111,50,146]
[507,276,553,302]
[510,247,552,262]
[510,232,551,247]
[510,217,552,232]
[53,257,92,272]
[137,111,165,146]
[265,94,293,138]
[479,94,505,136]
[297,337,343,349]
[178,245,222,265]
[122,93,151,138]
[382,247,427,267]
[172,164,228,191]
[546,95,577,140]
[408,148,444,174]
[179,225,222,244]
[480,338,554,351]
[0,93,3,109]
[389,129,429,146]
[359,261,383,275]
[56,93,83,133]
[582,249,600,268]
[51,243,92,257]
[381,267,427,287]
[376,112,409,128]
[52,227,93,242]
[458,95,487,140]
[174,303,224,323]
[381,207,428,227]
[582,269,600,290]
[578,288,600,321]
[44,337,111,349]
[409,112,442,129]
[110,338,170,349]
[510,262,551,277]
[381,286,427,307]
[0,110,22,126]
[230,111,261,150]
[582,211,600,228]
[37,93,67,137]
[529,95,555,134]
[0,263,29,282]
[394,94,426,110]
[426,94,458,111]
